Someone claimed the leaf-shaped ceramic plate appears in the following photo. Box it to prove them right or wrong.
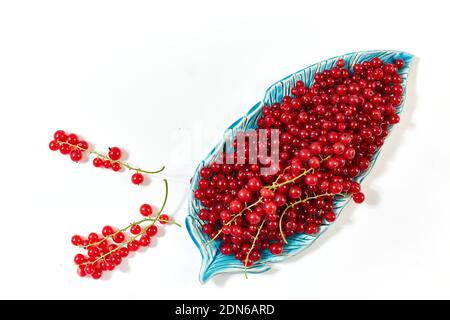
[187,50,414,283]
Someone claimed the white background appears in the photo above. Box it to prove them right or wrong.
[0,0,449,300]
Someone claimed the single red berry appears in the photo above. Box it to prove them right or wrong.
[88,233,99,243]
[394,59,404,69]
[102,226,114,237]
[127,240,140,252]
[103,160,112,169]
[93,157,104,167]
[245,212,261,225]
[229,200,243,214]
[59,143,71,155]
[67,133,79,145]
[139,235,151,247]
[336,59,345,68]
[111,162,121,172]
[288,186,302,199]
[237,189,252,202]
[130,224,142,235]
[71,235,82,246]
[159,214,169,224]
[74,254,85,265]
[118,247,129,258]
[131,172,144,185]
[87,246,100,258]
[146,225,158,237]
[49,140,59,151]
[91,270,102,280]
[353,192,365,204]
[54,130,67,142]
[78,141,88,151]
[269,243,283,255]
[139,203,153,217]
[70,149,82,162]
[112,232,125,243]
[325,212,336,222]
[84,265,94,275]
[108,147,122,161]
[247,178,262,192]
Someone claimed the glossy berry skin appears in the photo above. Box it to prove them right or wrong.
[229,200,243,214]
[71,235,82,246]
[108,147,122,161]
[67,133,79,145]
[70,149,82,162]
[54,130,67,142]
[93,158,103,167]
[74,254,85,265]
[131,172,144,185]
[139,235,151,247]
[111,162,121,172]
[112,232,125,243]
[130,224,142,235]
[269,243,283,255]
[102,226,114,237]
[146,225,158,237]
[49,140,59,151]
[139,204,153,217]
[353,192,365,204]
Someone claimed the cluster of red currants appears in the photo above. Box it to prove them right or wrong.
[49,130,88,162]
[92,147,123,172]
[71,180,177,279]
[194,57,406,268]
[49,130,164,185]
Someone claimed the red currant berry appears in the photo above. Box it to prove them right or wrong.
[54,130,67,142]
[93,157,103,167]
[49,140,59,151]
[139,203,153,217]
[269,243,283,255]
[103,160,112,169]
[146,225,158,237]
[71,235,82,246]
[131,172,144,185]
[112,232,125,243]
[74,254,85,265]
[111,162,121,172]
[325,212,336,222]
[108,147,122,161]
[139,235,151,247]
[70,149,82,162]
[59,143,71,155]
[130,224,142,235]
[353,192,365,204]
[102,226,114,237]
[67,133,79,145]
[246,212,261,225]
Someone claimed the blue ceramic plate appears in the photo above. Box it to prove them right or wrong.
[187,50,414,283]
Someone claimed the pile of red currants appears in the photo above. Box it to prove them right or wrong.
[194,57,406,268]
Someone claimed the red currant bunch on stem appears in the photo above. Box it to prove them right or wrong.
[49,130,165,184]
[71,179,180,279]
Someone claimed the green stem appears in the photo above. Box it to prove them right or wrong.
[81,179,180,265]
